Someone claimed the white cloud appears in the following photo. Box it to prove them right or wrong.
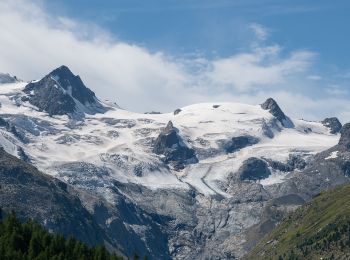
[0,0,190,112]
[249,23,270,41]
[206,46,316,91]
[0,0,348,122]
[325,85,348,96]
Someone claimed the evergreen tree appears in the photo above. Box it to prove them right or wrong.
[0,210,124,260]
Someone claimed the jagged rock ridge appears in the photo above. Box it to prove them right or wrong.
[238,157,271,181]
[153,121,198,170]
[322,117,342,134]
[261,98,294,127]
[0,73,19,84]
[23,66,106,116]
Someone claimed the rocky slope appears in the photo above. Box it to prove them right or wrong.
[246,182,350,260]
[23,66,106,117]
[0,147,172,259]
[0,65,348,259]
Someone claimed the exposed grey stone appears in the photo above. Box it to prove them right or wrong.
[174,108,182,115]
[101,118,136,128]
[144,111,162,114]
[288,154,307,170]
[153,121,198,170]
[322,117,342,134]
[261,98,294,128]
[224,135,259,153]
[238,157,271,181]
[0,148,106,248]
[339,123,350,148]
[17,146,30,162]
[23,66,106,117]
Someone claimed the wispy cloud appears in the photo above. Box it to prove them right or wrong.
[250,23,269,41]
[307,75,322,80]
[325,85,348,96]
[205,46,315,91]
[0,0,349,122]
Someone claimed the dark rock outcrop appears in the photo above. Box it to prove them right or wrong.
[153,121,198,170]
[174,108,182,115]
[23,66,106,117]
[261,98,294,128]
[265,154,306,172]
[0,148,104,246]
[339,123,350,149]
[0,73,18,84]
[322,117,342,134]
[144,111,162,114]
[17,146,30,162]
[238,157,271,181]
[0,116,27,143]
[0,148,173,259]
[224,135,259,153]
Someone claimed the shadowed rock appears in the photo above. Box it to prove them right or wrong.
[261,98,294,128]
[23,66,106,117]
[0,73,19,84]
[153,121,198,170]
[265,154,306,172]
[0,148,104,246]
[224,135,259,153]
[339,123,350,149]
[174,108,182,115]
[238,157,271,181]
[322,117,342,134]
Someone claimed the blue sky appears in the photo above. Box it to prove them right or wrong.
[1,0,350,121]
[44,0,350,64]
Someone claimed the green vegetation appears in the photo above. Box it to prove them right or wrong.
[0,209,123,260]
[247,183,350,260]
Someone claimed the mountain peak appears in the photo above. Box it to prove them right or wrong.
[261,98,286,119]
[261,98,294,128]
[23,66,106,117]
[322,117,342,134]
[164,121,174,133]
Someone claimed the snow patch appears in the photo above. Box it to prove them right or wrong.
[325,151,338,160]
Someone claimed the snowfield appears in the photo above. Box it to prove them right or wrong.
[0,82,339,199]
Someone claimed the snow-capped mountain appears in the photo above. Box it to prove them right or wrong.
[0,66,347,259]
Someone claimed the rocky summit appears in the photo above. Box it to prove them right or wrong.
[153,121,198,170]
[0,66,348,259]
[23,66,106,117]
[322,117,342,134]
[261,98,294,128]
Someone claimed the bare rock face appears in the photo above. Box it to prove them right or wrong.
[0,148,103,246]
[174,108,182,115]
[0,148,172,259]
[266,154,306,172]
[23,66,106,116]
[0,73,19,84]
[322,117,342,134]
[261,98,294,128]
[153,121,198,170]
[224,135,259,153]
[238,157,271,181]
[339,123,350,149]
